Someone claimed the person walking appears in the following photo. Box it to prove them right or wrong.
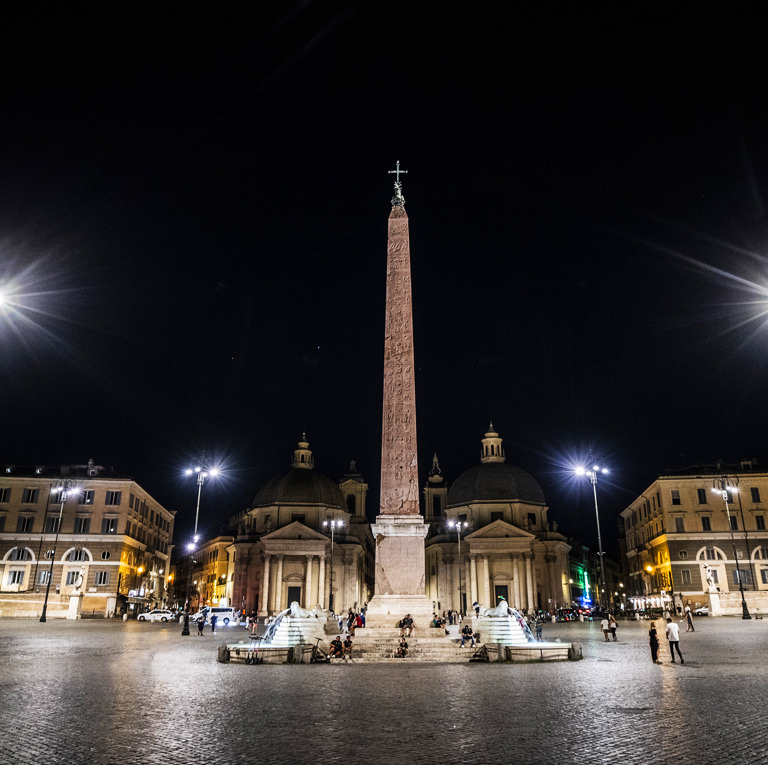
[609,615,618,641]
[210,613,218,634]
[535,618,543,642]
[685,607,695,632]
[600,616,610,642]
[665,617,684,663]
[197,614,205,636]
[649,621,661,663]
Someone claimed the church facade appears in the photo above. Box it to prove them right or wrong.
[424,427,572,613]
[224,436,374,616]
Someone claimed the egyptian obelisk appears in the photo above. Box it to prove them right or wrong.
[365,162,433,628]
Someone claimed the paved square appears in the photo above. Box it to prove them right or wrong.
[1,617,766,764]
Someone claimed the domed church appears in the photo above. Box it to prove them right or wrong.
[226,436,374,616]
[424,426,571,612]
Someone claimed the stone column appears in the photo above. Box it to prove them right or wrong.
[525,555,534,610]
[259,554,271,616]
[273,555,284,613]
[465,559,472,611]
[470,554,478,605]
[305,555,314,609]
[482,554,491,607]
[546,554,557,607]
[513,555,521,609]
[317,555,326,609]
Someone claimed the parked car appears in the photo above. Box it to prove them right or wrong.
[138,609,173,622]
[189,607,238,625]
[693,606,709,616]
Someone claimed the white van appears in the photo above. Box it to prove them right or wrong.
[190,606,238,625]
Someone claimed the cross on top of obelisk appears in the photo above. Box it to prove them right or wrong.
[388,161,408,207]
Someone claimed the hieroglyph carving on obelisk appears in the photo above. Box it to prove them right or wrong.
[380,161,419,516]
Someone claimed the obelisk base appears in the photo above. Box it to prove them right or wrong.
[365,515,434,628]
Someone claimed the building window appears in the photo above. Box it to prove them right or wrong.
[0,487,10,502]
[16,516,33,533]
[734,569,753,586]
[705,547,718,560]
[22,488,39,504]
[291,513,305,524]
[65,571,82,586]
[730,515,738,531]
[527,513,536,527]
[671,490,681,506]
[679,550,689,560]
[74,517,91,534]
[101,550,111,560]
[129,493,135,509]
[761,570,768,585]
[701,517,711,532]
[95,571,110,586]
[38,570,50,585]
[675,517,685,533]
[710,569,719,584]
[697,489,707,504]
[681,569,691,585]
[67,549,87,562]
[79,490,94,505]
[101,518,118,534]
[757,516,766,531]
[751,487,761,503]
[8,570,24,585]
[105,491,122,506]
[0,516,4,533]
[45,516,61,534]
[9,547,31,561]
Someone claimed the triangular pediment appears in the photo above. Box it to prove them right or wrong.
[260,521,329,542]
[465,519,535,540]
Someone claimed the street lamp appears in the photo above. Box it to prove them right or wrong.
[575,464,608,612]
[712,475,751,620]
[447,519,468,615]
[322,519,343,614]
[181,457,218,636]
[40,479,78,623]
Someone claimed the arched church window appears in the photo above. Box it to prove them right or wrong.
[347,495,356,514]
[432,496,441,517]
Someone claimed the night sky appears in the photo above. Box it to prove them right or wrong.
[2,3,767,555]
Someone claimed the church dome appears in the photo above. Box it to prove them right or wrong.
[447,462,546,506]
[251,435,345,509]
[447,426,546,506]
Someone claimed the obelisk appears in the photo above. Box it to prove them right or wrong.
[365,162,432,627]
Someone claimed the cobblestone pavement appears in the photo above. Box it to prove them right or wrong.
[1,616,767,765]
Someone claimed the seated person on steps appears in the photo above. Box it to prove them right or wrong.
[342,635,353,657]
[329,636,344,659]
[460,623,476,647]
[396,637,409,658]
[400,614,414,637]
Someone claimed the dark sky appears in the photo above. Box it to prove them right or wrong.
[2,2,767,555]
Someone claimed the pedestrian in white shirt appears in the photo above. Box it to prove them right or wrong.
[665,617,684,663]
[600,616,610,642]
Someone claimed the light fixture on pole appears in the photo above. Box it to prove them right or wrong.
[447,519,468,615]
[712,475,751,620]
[575,464,608,611]
[181,456,219,636]
[322,519,343,614]
[40,478,78,623]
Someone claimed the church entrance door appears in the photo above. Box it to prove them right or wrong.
[494,585,509,605]
[286,586,301,608]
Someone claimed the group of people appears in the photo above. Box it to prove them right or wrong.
[599,615,619,641]
[328,634,354,659]
[337,608,365,635]
[648,617,685,664]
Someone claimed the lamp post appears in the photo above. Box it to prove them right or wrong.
[712,475,751,620]
[448,520,468,614]
[322,519,343,614]
[576,465,608,612]
[181,457,218,636]
[40,479,78,623]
